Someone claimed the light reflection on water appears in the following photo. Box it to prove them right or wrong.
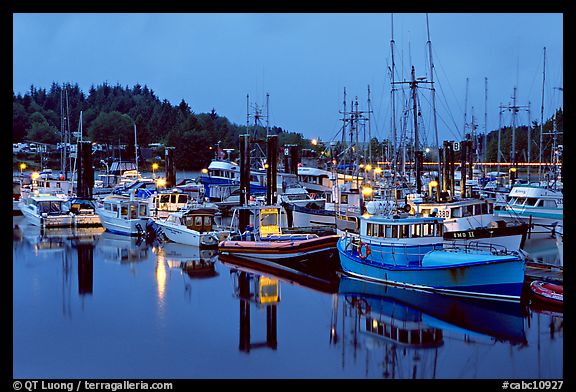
[12,216,563,379]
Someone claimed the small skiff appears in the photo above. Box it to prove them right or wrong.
[529,280,563,307]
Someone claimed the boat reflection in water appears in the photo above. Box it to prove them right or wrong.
[155,242,219,280]
[96,231,149,265]
[219,250,341,353]
[333,275,528,378]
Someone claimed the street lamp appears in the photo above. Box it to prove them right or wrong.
[152,162,159,179]
[19,163,26,175]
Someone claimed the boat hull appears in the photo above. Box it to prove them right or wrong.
[337,238,525,302]
[219,235,340,261]
[155,221,224,247]
[290,204,336,227]
[97,212,149,236]
[529,281,563,307]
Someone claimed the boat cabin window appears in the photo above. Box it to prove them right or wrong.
[178,194,188,204]
[412,224,422,238]
[260,211,278,226]
[104,203,112,211]
[526,198,539,206]
[139,204,147,217]
[160,195,170,204]
[39,201,62,214]
[121,205,128,217]
[184,214,213,231]
[130,205,137,219]
[463,205,474,217]
[542,199,557,208]
[451,207,461,218]
[341,195,348,204]
[398,224,410,239]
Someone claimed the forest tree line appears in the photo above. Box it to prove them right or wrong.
[13,82,308,170]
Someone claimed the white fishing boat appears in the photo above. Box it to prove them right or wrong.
[154,204,230,247]
[95,195,151,236]
[494,185,563,231]
[18,194,73,228]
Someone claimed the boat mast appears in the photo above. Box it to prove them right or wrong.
[426,13,441,185]
[497,103,503,174]
[483,77,488,164]
[410,65,421,194]
[538,47,546,180]
[511,87,517,165]
[390,13,397,180]
[367,85,372,163]
[463,78,469,137]
[134,122,138,174]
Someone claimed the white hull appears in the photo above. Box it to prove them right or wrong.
[97,211,149,236]
[442,213,496,232]
[292,209,335,227]
[155,221,224,247]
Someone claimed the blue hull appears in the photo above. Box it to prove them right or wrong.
[199,175,267,198]
[337,238,525,302]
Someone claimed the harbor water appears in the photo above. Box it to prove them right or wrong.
[13,213,563,379]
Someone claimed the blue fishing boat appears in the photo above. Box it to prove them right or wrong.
[337,214,526,302]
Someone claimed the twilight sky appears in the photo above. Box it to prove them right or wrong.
[13,13,563,145]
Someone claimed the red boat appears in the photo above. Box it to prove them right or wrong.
[529,281,563,307]
[219,234,340,261]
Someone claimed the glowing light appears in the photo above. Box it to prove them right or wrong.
[361,186,373,197]
[19,163,27,171]
[31,172,40,180]
[152,163,159,170]
[359,164,365,169]
[365,164,372,171]
[311,139,318,146]
[264,163,269,169]
[156,178,167,188]
[510,168,517,173]
[201,168,209,174]
[425,147,431,153]
[429,180,438,188]
[332,159,337,165]
[372,319,378,330]
[374,167,383,175]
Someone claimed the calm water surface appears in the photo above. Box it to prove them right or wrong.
[13,215,563,379]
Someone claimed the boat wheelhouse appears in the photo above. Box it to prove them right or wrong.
[95,195,151,236]
[297,166,333,199]
[337,214,526,302]
[494,185,563,228]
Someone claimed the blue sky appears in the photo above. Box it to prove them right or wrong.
[13,13,563,145]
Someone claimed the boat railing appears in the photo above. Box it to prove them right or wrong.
[346,236,441,265]
[443,240,521,257]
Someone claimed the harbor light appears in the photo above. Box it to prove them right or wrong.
[311,139,318,146]
[264,163,269,169]
[19,163,26,174]
[152,162,159,178]
[201,168,209,174]
[361,186,373,197]
[365,164,372,172]
[374,167,383,175]
[156,178,167,188]
[425,147,431,154]
[31,172,40,180]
